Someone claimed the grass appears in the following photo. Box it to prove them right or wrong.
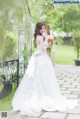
[52,44,75,65]
[0,45,76,111]
[0,86,16,111]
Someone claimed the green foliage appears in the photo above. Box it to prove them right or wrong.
[30,1,80,62]
[53,45,75,64]
[29,0,44,23]
[72,31,80,60]
[47,48,52,56]
[0,0,34,74]
[74,37,80,60]
[0,31,18,60]
[0,0,29,60]
[33,40,37,48]
[57,37,63,45]
[0,73,6,81]
[30,1,80,33]
[0,86,16,111]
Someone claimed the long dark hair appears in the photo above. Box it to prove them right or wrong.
[34,22,46,41]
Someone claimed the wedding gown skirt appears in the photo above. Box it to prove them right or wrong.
[12,48,78,116]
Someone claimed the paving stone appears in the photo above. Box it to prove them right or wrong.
[68,88,80,92]
[77,86,80,89]
[72,91,80,95]
[61,90,72,94]
[0,111,21,119]
[20,116,43,119]
[61,85,76,88]
[67,114,80,119]
[60,87,67,91]
[78,99,80,103]
[7,110,43,119]
[60,81,71,84]
[72,82,80,85]
[7,64,80,119]
[63,94,78,99]
[58,81,66,83]
[63,107,80,115]
[41,112,66,119]
[77,103,80,107]
[65,79,75,81]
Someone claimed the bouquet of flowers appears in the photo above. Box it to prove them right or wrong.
[46,35,54,48]
[46,35,54,56]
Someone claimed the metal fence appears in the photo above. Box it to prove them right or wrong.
[0,59,19,99]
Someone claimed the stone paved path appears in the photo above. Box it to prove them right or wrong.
[0,65,80,119]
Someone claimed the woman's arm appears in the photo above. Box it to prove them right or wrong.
[36,35,48,50]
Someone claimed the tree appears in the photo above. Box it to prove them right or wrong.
[0,0,33,61]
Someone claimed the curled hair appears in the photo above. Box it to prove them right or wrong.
[34,22,46,41]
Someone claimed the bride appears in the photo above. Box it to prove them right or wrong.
[12,22,78,116]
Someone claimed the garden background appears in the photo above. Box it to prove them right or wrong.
[0,0,80,111]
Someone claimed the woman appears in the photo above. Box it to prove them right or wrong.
[12,22,78,116]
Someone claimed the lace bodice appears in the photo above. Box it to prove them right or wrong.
[33,35,49,56]
[36,35,48,51]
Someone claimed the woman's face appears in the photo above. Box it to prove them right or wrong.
[40,25,46,35]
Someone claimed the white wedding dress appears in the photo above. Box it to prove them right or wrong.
[12,36,78,116]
